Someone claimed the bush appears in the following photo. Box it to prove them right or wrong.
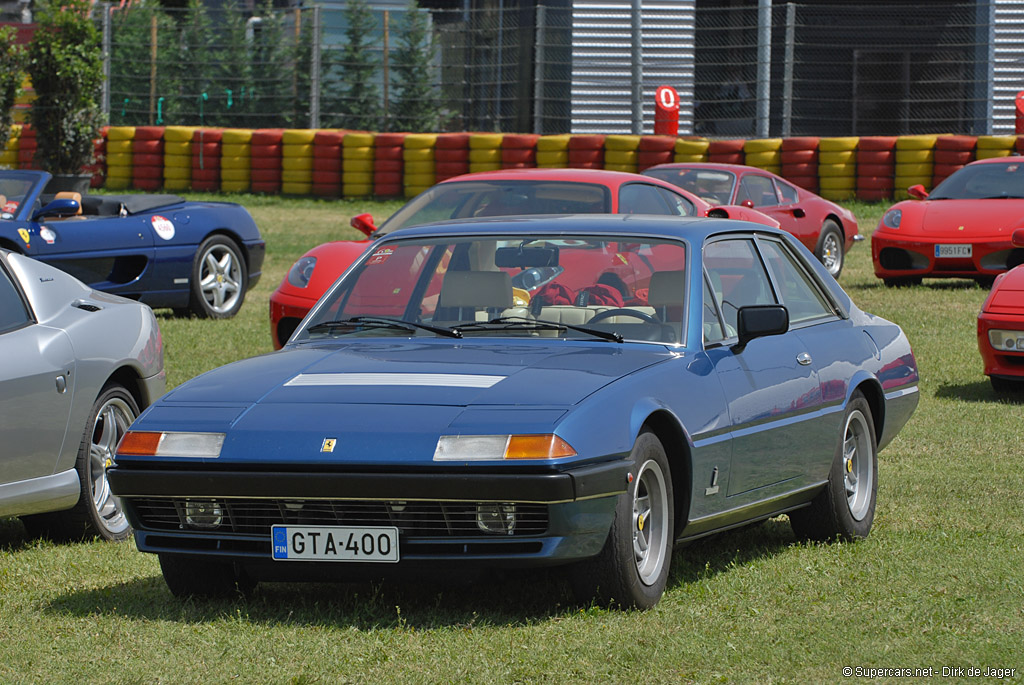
[0,26,24,154]
[390,1,445,132]
[26,0,103,175]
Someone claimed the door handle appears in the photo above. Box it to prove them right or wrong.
[796,352,812,366]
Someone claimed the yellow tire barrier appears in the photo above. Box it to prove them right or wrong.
[105,152,133,167]
[818,175,856,190]
[342,183,373,197]
[281,169,313,183]
[106,126,136,141]
[536,150,568,166]
[404,160,434,175]
[818,150,856,164]
[744,138,783,153]
[894,162,932,177]
[744,150,782,166]
[221,143,251,158]
[282,129,316,145]
[343,159,373,174]
[164,178,190,191]
[977,135,1017,149]
[283,143,314,158]
[164,154,191,169]
[537,134,570,151]
[674,152,708,163]
[220,155,251,170]
[404,173,436,187]
[164,141,191,156]
[469,134,503,149]
[976,148,1013,159]
[605,135,641,151]
[403,147,435,162]
[342,146,374,160]
[818,163,857,177]
[164,126,195,143]
[106,140,133,154]
[221,169,251,182]
[605,149,638,165]
[106,165,133,179]
[892,148,933,163]
[343,171,373,185]
[221,129,252,144]
[105,177,131,190]
[282,156,313,171]
[818,137,859,152]
[469,148,502,163]
[404,134,437,149]
[605,163,638,173]
[675,138,709,155]
[820,188,855,201]
[163,166,190,180]
[344,133,374,147]
[468,161,502,172]
[896,135,938,150]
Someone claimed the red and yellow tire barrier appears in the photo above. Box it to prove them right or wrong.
[341,131,375,198]
[16,124,39,171]
[435,133,469,182]
[975,134,1015,161]
[191,128,222,192]
[162,126,195,192]
[501,134,539,169]
[637,135,676,171]
[817,137,858,201]
[603,135,640,173]
[250,129,284,194]
[403,133,437,197]
[781,137,819,192]
[132,126,165,191]
[1,125,20,170]
[536,134,570,168]
[855,136,896,201]
[218,129,252,193]
[469,133,503,173]
[311,130,344,197]
[743,138,782,175]
[280,129,315,195]
[933,135,976,187]
[567,135,603,169]
[370,132,402,197]
[707,139,744,165]
[86,133,105,188]
[105,126,135,190]
[674,137,709,163]
[894,134,937,198]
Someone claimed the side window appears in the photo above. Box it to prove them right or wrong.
[703,275,725,342]
[776,179,799,204]
[657,188,696,216]
[0,263,32,334]
[758,238,834,324]
[704,238,777,334]
[619,183,672,215]
[737,175,778,208]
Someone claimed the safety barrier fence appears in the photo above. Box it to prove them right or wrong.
[2,126,1018,202]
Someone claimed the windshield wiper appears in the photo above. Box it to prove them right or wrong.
[454,316,623,343]
[307,316,462,338]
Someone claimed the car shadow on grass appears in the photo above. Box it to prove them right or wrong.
[45,520,800,627]
[935,380,1024,404]
[0,517,32,551]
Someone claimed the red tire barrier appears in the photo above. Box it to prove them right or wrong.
[781,162,818,176]
[435,161,469,177]
[435,148,468,163]
[374,171,403,185]
[638,135,677,152]
[313,156,342,172]
[373,159,403,172]
[375,146,404,161]
[251,144,282,157]
[569,134,605,150]
[251,156,281,170]
[374,133,405,147]
[312,170,342,184]
[192,156,221,170]
[501,148,536,164]
[436,133,470,149]
[856,149,895,164]
[133,153,162,167]
[314,131,346,145]
[781,136,819,151]
[374,183,403,196]
[133,139,163,154]
[709,152,744,164]
[134,126,165,141]
[933,163,966,178]
[314,144,342,159]
[132,165,162,180]
[857,136,897,151]
[934,149,973,165]
[568,149,603,164]
[251,169,282,183]
[936,135,976,151]
[133,178,161,191]
[708,139,745,154]
[781,149,817,164]
[501,134,539,149]
[637,150,673,170]
[788,176,820,192]
[857,163,895,177]
[251,129,284,145]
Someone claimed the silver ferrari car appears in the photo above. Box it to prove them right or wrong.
[0,248,165,541]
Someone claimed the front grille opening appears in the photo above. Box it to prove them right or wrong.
[129,498,549,538]
[879,247,927,271]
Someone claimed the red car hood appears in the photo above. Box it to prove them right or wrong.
[910,199,1024,239]
[985,266,1024,315]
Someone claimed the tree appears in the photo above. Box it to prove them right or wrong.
[108,1,180,126]
[389,1,445,132]
[27,0,103,176]
[335,0,381,130]
[0,26,24,154]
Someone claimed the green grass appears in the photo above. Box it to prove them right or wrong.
[2,198,1023,684]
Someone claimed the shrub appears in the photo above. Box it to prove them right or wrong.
[0,26,24,154]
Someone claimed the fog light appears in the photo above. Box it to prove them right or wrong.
[476,503,516,535]
[183,500,223,529]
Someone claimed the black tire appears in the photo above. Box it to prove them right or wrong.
[975,276,996,289]
[22,384,138,542]
[159,553,255,598]
[569,429,674,610]
[882,277,922,288]
[815,220,845,279]
[790,391,877,541]
[187,235,248,318]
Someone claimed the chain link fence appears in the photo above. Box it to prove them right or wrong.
[100,1,1024,136]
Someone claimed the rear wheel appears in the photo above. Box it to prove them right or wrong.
[569,429,673,610]
[815,220,845,279]
[159,554,255,598]
[188,235,247,318]
[790,392,877,541]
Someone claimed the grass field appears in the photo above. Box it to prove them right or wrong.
[2,198,1022,684]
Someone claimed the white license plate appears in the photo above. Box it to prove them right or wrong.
[935,243,972,258]
[272,525,399,563]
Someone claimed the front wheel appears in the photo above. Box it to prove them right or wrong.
[815,220,845,279]
[790,391,877,541]
[188,235,248,318]
[569,429,674,610]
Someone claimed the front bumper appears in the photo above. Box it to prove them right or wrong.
[977,312,1024,379]
[872,232,1016,279]
[268,287,318,349]
[109,460,629,570]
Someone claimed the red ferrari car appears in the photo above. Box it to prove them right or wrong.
[873,158,1024,287]
[642,162,860,279]
[269,168,780,348]
[978,228,1024,392]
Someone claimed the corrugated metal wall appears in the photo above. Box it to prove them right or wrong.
[570,0,695,134]
[992,0,1024,133]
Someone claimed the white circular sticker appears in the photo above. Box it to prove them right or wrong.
[40,227,56,244]
[151,215,175,241]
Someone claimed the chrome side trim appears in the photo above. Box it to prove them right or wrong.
[284,372,505,388]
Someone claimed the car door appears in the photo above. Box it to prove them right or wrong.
[740,176,817,250]
[0,260,75,485]
[702,235,823,498]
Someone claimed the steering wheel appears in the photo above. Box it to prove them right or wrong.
[587,308,662,325]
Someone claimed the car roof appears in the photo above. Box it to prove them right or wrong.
[645,162,774,175]
[439,167,688,191]
[378,212,787,243]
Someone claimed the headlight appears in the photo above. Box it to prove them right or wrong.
[286,256,317,288]
[117,431,225,458]
[433,434,577,461]
[880,209,902,229]
[476,503,516,535]
[184,499,224,529]
[989,329,1024,351]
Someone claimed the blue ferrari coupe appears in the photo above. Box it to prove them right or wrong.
[108,214,919,609]
[0,170,264,318]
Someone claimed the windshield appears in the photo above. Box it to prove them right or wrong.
[930,161,1024,200]
[643,167,736,205]
[0,174,37,219]
[298,233,688,345]
[376,181,612,235]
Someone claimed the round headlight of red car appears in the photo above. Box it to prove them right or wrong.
[287,256,317,288]
[881,209,902,229]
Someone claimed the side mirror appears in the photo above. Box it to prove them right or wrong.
[907,184,929,200]
[351,213,377,237]
[1012,227,1024,248]
[741,199,755,209]
[734,304,789,351]
[32,198,81,221]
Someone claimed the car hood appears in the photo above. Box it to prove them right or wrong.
[136,340,672,465]
[907,199,1024,239]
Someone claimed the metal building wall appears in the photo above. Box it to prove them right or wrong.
[570,0,695,134]
[992,0,1024,133]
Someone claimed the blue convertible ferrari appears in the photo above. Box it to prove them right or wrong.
[0,170,264,318]
[108,214,919,609]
